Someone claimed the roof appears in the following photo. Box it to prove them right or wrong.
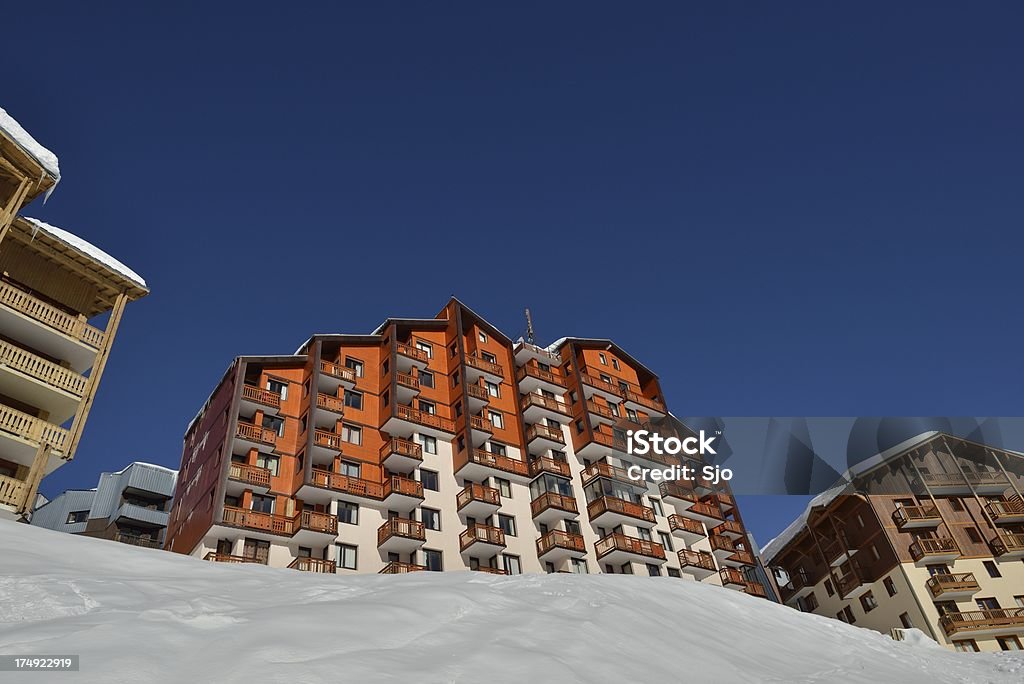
[21,217,148,292]
[547,337,658,379]
[0,106,60,184]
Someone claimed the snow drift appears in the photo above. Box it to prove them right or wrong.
[0,521,1020,684]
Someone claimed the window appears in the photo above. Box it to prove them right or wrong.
[489,442,507,457]
[341,424,362,445]
[965,527,982,543]
[1015,596,1024,608]
[419,370,435,388]
[457,435,466,452]
[860,591,878,613]
[498,514,516,537]
[495,478,512,498]
[598,353,607,365]
[251,494,275,514]
[600,373,612,383]
[449,343,457,358]
[824,579,834,597]
[337,501,358,525]
[266,378,288,399]
[667,567,680,578]
[66,510,88,524]
[336,543,357,570]
[345,357,364,378]
[488,410,503,429]
[421,508,441,531]
[485,381,500,397]
[503,554,522,575]
[415,340,433,358]
[344,390,363,410]
[418,400,436,415]
[983,561,1001,578]
[856,514,865,528]
[479,331,487,343]
[262,414,285,436]
[899,613,913,629]
[802,593,819,612]
[575,420,584,434]
[953,640,979,653]
[997,636,1022,651]
[883,576,897,597]
[423,549,442,571]
[658,531,673,553]
[843,606,856,624]
[625,407,638,422]
[571,558,588,574]
[949,497,964,511]
[417,434,437,455]
[647,564,661,577]
[836,611,847,623]
[339,460,361,478]
[481,351,497,364]
[650,498,664,517]
[256,453,280,477]
[636,527,652,542]
[421,469,439,491]
[608,402,620,417]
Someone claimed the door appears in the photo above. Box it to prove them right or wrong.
[243,538,270,565]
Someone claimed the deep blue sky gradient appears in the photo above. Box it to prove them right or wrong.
[6,3,1022,546]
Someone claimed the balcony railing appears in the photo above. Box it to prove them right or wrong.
[395,341,430,365]
[113,533,161,549]
[383,475,424,499]
[377,517,426,546]
[685,501,724,521]
[298,509,338,535]
[0,280,104,349]
[235,422,277,447]
[530,491,578,518]
[669,514,704,537]
[587,496,655,523]
[919,471,1009,489]
[709,535,737,554]
[309,468,384,499]
[473,566,507,575]
[228,462,271,489]
[621,389,666,415]
[595,533,665,560]
[939,608,1024,636]
[316,393,345,414]
[241,384,281,410]
[529,456,571,479]
[658,480,697,503]
[585,399,615,420]
[926,573,980,598]
[580,373,623,398]
[204,552,265,564]
[313,429,342,451]
[729,549,755,566]
[380,437,423,462]
[590,429,628,453]
[460,523,506,551]
[516,364,566,388]
[714,520,745,537]
[719,567,746,586]
[466,449,529,477]
[582,462,640,488]
[0,473,29,509]
[222,506,294,536]
[380,561,427,574]
[0,338,87,396]
[465,354,503,378]
[0,403,69,454]
[744,581,767,598]
[536,530,585,556]
[395,404,455,433]
[991,532,1024,557]
[891,504,941,528]
[526,423,565,444]
[288,557,337,573]
[467,383,490,402]
[678,549,716,573]
[521,393,572,417]
[469,414,492,432]
[320,360,357,384]
[396,371,420,390]
[456,483,501,510]
[987,498,1024,523]
[909,537,959,562]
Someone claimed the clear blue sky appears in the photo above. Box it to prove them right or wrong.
[6,3,1022,546]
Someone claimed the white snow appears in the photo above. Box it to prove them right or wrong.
[21,217,147,290]
[0,106,60,183]
[0,521,1021,683]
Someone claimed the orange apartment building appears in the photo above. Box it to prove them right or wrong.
[166,298,766,595]
[764,432,1024,652]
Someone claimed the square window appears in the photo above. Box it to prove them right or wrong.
[647,563,661,577]
[255,453,280,477]
[415,341,433,358]
[485,381,500,397]
[344,390,363,410]
[419,370,435,388]
[417,434,437,455]
[421,469,439,491]
[503,554,522,575]
[341,424,362,445]
[337,502,358,525]
[344,357,364,378]
[498,514,516,537]
[423,549,443,571]
[860,591,878,613]
[339,460,361,478]
[421,507,441,531]
[488,410,503,429]
[495,478,512,498]
[337,544,357,570]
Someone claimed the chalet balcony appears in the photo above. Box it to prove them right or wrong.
[909,537,960,566]
[677,549,717,579]
[204,552,265,565]
[377,517,426,554]
[668,514,705,543]
[581,462,646,492]
[234,421,277,452]
[926,572,980,601]
[595,533,665,565]
[300,468,383,506]
[586,399,616,426]
[220,506,295,539]
[472,566,507,575]
[916,471,1009,496]
[512,340,561,367]
[311,428,343,465]
[743,581,768,598]
[318,359,357,392]
[456,483,501,518]
[821,534,858,567]
[239,384,281,416]
[587,496,656,529]
[708,534,737,562]
[621,388,666,418]
[530,492,579,525]
[394,341,430,372]
[658,481,697,511]
[288,557,336,574]
[293,509,338,545]
[115,502,169,528]
[892,504,941,530]
[464,354,503,383]
[382,475,425,511]
[460,523,506,555]
[314,393,345,428]
[395,371,420,403]
[525,423,565,454]
[520,393,573,424]
[226,462,272,496]
[468,413,493,447]
[939,608,1024,638]
[713,520,745,540]
[0,338,86,424]
[575,428,628,461]
[579,372,623,403]
[986,498,1024,525]
[675,500,724,526]
[780,570,814,603]
[704,493,734,515]
[837,565,871,599]
[384,404,456,439]
[719,567,746,589]
[528,456,572,480]
[726,548,755,568]
[991,532,1024,560]
[379,561,427,574]
[466,382,490,412]
[113,533,161,549]
[456,448,530,483]
[536,530,586,562]
[380,437,423,474]
[0,404,69,469]
[515,364,566,393]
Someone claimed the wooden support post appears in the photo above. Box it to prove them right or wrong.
[18,443,51,516]
[0,177,31,244]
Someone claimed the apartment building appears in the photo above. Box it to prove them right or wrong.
[31,462,177,548]
[0,109,149,517]
[764,432,1024,652]
[166,298,766,596]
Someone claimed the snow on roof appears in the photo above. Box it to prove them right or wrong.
[0,106,60,184]
[22,217,147,290]
[110,461,179,477]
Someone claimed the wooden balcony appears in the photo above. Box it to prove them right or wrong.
[204,552,265,565]
[295,509,338,539]
[466,382,490,405]
[382,475,424,509]
[991,532,1024,560]
[235,422,277,448]
[307,468,383,501]
[0,473,29,510]
[464,354,503,380]
[319,360,357,387]
[288,557,337,573]
[458,448,529,481]
[379,561,427,574]
[473,566,507,575]
[677,549,717,579]
[579,373,623,401]
[113,533,161,549]
[515,364,566,392]
[241,384,281,412]
[316,393,345,415]
[658,481,697,509]
[668,514,705,543]
[726,549,755,568]
[391,404,455,435]
[939,608,1024,637]
[891,504,941,530]
[918,470,1009,495]
[713,520,745,540]
[525,423,565,451]
[836,565,871,599]
[909,537,960,565]
[520,393,573,423]
[587,496,656,528]
[395,341,430,370]
[227,462,272,492]
[221,506,295,537]
[0,338,87,397]
[820,533,858,567]
[926,572,980,600]
[0,279,104,350]
[582,462,644,490]
[744,581,768,598]
[529,456,571,479]
[395,371,420,396]
[313,429,343,453]
[986,498,1024,525]
[719,567,746,588]
[460,523,506,553]
[536,530,586,560]
[595,533,665,564]
[377,517,426,553]
[585,399,616,426]
[530,491,579,524]
[708,534,737,559]
[456,483,502,518]
[0,403,70,458]
[380,437,423,473]
[780,569,814,603]
[621,388,666,417]
[676,500,724,525]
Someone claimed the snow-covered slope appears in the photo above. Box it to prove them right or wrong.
[0,521,1020,684]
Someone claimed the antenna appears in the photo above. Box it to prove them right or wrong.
[525,308,535,344]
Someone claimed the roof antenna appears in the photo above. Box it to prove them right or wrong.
[525,308,536,344]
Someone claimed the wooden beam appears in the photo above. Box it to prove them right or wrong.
[18,443,51,516]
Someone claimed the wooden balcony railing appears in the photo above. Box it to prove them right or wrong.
[0,339,87,396]
[298,509,338,535]
[991,532,1024,557]
[113,533,161,549]
[669,514,704,537]
[384,475,424,499]
[514,341,561,363]
[919,471,1009,489]
[939,608,1024,636]
[521,393,572,417]
[678,549,716,572]
[457,483,501,510]
[595,533,665,560]
[926,572,980,598]
[235,422,277,446]
[0,473,29,509]
[241,384,281,409]
[396,371,420,390]
[222,506,294,536]
[714,520,745,537]
[516,364,566,388]
[530,491,578,518]
[582,461,639,488]
[730,549,755,566]
[590,429,628,453]
[313,429,342,451]
[0,280,104,349]
[467,449,529,477]
[658,480,697,503]
[585,399,615,420]
[469,414,492,432]
[709,535,737,554]
[465,354,503,378]
[686,501,724,521]
[204,552,265,564]
[380,561,427,574]
[467,383,490,402]
[719,567,746,586]
[621,389,666,415]
[836,566,868,598]
[536,530,585,556]
[529,456,571,479]
[228,462,272,489]
[526,423,564,444]
[380,437,422,462]
[460,523,506,550]
[580,373,623,397]
[395,404,455,433]
[909,537,959,562]
[288,557,337,573]
[377,517,426,546]
[395,341,430,365]
[892,504,941,528]
[0,403,69,455]
[473,566,507,575]
[309,468,384,499]
[320,359,357,384]
[744,581,767,598]
[987,498,1024,522]
[316,393,345,414]
[587,496,656,523]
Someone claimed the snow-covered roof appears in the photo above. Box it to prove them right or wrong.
[22,217,147,291]
[0,106,61,183]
